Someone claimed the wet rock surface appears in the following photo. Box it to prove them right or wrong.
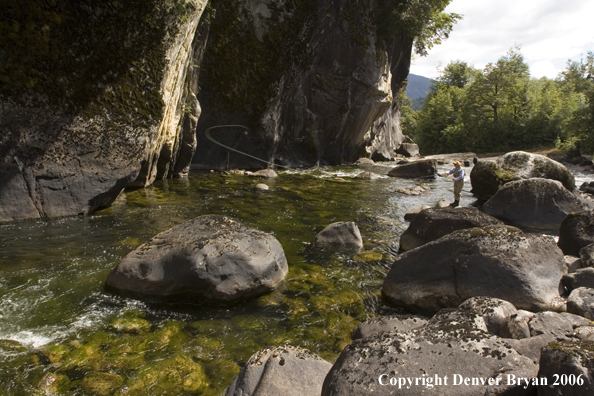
[387,159,438,179]
[0,0,209,222]
[105,215,288,302]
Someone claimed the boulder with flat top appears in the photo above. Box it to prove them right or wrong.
[399,207,503,252]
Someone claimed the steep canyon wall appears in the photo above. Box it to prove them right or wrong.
[193,0,413,169]
[0,0,414,221]
[0,0,208,221]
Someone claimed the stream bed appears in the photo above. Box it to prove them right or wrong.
[0,162,590,395]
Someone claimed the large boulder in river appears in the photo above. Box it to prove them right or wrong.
[105,215,288,303]
[558,211,594,256]
[399,207,503,252]
[481,178,592,232]
[470,151,575,201]
[383,225,566,315]
[0,0,209,221]
[387,159,437,179]
[322,308,539,396]
[225,345,331,396]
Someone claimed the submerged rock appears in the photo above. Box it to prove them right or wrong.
[225,345,332,396]
[395,184,430,195]
[105,215,288,303]
[354,171,380,179]
[399,207,503,252]
[481,178,591,231]
[356,158,375,165]
[250,169,278,178]
[383,225,566,314]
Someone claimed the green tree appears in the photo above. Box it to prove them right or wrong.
[375,0,461,56]
[557,52,594,152]
[436,60,477,88]
[416,84,466,153]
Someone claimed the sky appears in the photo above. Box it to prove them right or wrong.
[409,0,594,80]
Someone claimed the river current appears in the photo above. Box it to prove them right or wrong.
[0,162,590,395]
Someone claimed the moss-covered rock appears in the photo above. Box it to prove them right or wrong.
[537,340,594,395]
[0,0,209,222]
[114,354,208,395]
[470,151,576,201]
[81,371,125,396]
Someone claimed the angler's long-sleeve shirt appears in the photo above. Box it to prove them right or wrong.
[447,167,465,181]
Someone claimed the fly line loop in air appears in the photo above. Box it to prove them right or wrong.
[204,125,290,169]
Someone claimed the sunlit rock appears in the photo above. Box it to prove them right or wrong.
[105,215,288,303]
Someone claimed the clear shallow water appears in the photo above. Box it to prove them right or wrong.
[0,163,587,395]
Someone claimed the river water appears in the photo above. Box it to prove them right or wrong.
[0,162,590,395]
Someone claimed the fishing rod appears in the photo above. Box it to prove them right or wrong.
[204,125,290,169]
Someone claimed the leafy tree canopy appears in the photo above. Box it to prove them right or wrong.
[375,0,461,56]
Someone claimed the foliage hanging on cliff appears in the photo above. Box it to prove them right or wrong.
[375,0,461,56]
[0,0,196,112]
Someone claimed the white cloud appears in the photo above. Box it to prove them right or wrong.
[410,0,594,79]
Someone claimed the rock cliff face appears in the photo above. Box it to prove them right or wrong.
[0,0,416,221]
[193,0,413,169]
[0,0,208,221]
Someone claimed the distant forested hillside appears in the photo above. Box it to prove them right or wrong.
[406,73,432,110]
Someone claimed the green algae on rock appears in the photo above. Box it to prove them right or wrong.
[0,0,209,222]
